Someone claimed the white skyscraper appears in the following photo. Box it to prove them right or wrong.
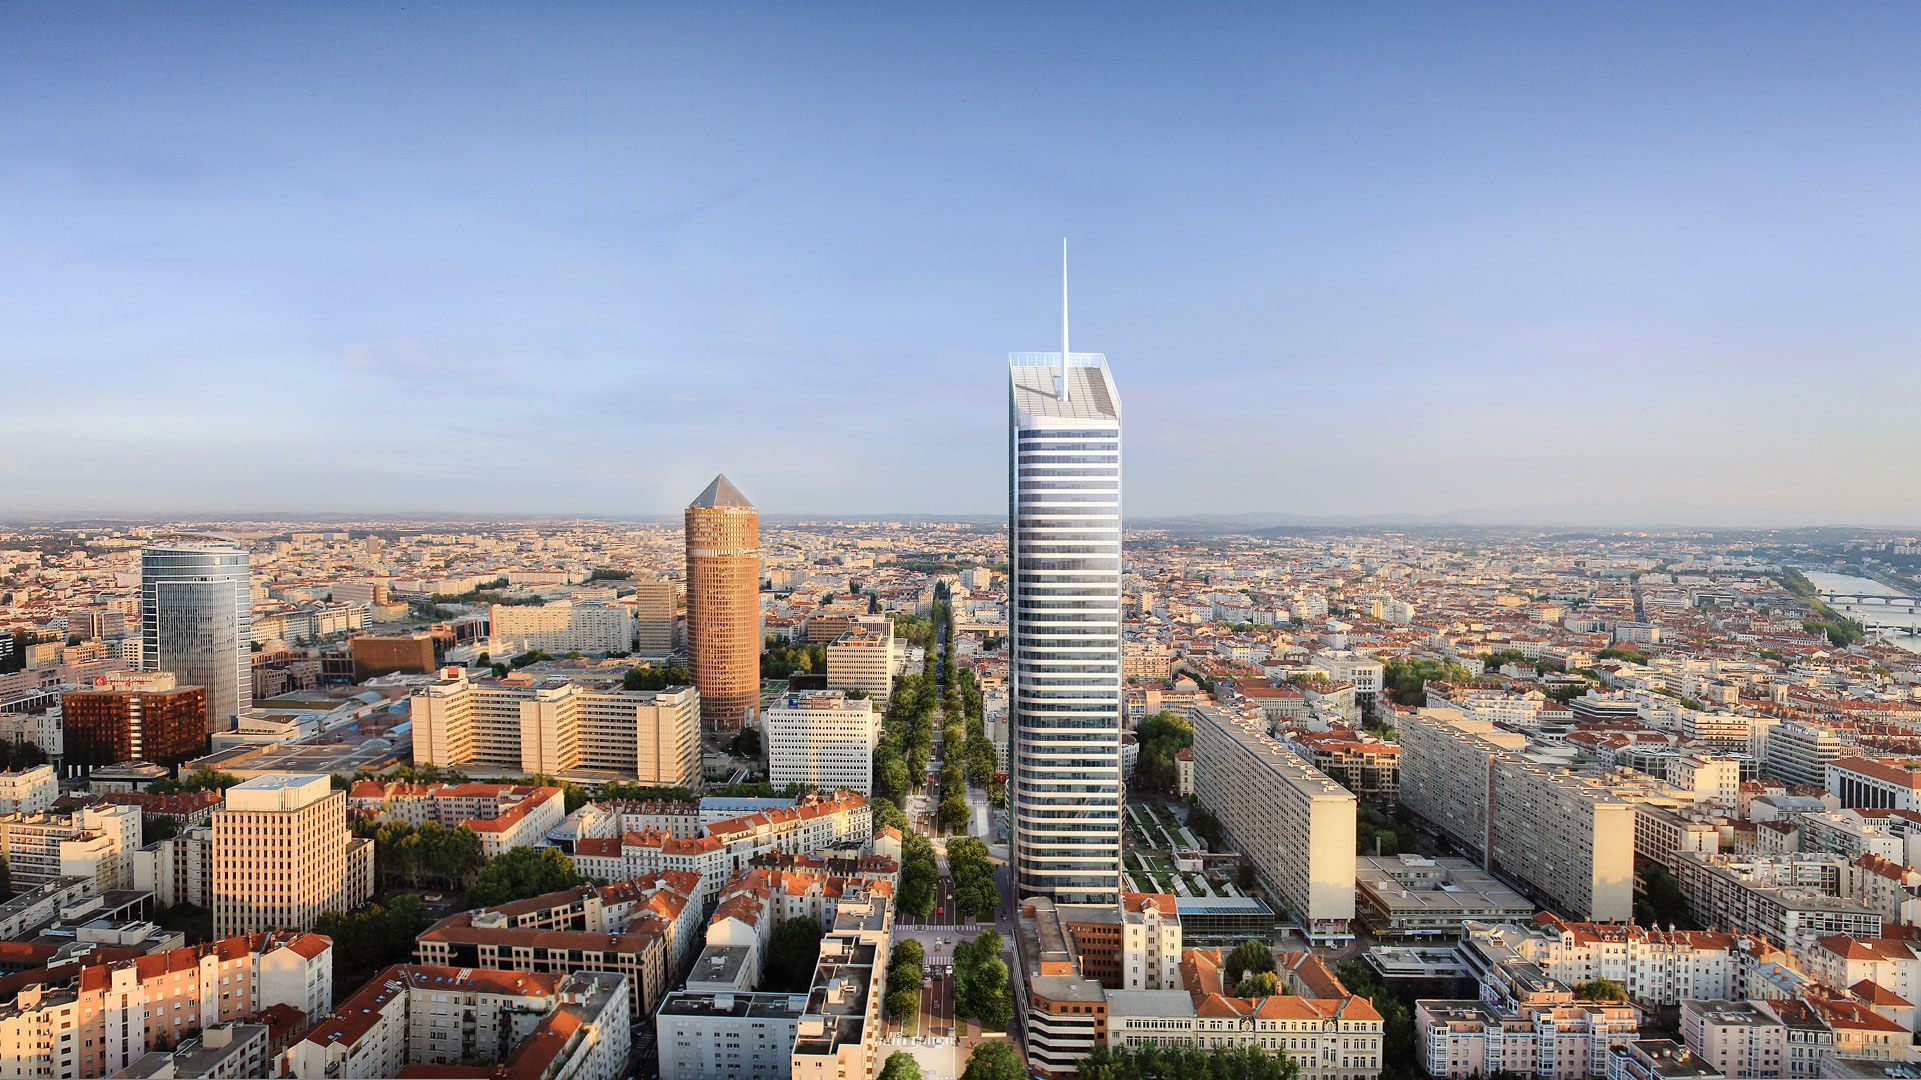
[141,537,252,734]
[1006,244,1123,905]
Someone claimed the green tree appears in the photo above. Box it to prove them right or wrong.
[879,1050,923,1080]
[1235,971,1281,997]
[892,938,925,970]
[1224,938,1275,988]
[623,664,691,691]
[1133,711,1194,792]
[886,988,920,1030]
[938,796,970,834]
[465,847,587,908]
[1573,978,1628,1002]
[875,750,911,804]
[764,916,825,992]
[727,728,762,758]
[961,1041,1025,1080]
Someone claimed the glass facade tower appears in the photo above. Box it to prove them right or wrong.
[1006,352,1123,905]
[141,538,252,735]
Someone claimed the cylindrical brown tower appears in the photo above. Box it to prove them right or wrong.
[684,474,761,733]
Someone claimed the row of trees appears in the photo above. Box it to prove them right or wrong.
[149,766,241,795]
[1333,960,1418,1080]
[622,664,691,691]
[0,740,47,771]
[951,930,1013,1030]
[352,819,488,890]
[946,836,1000,922]
[1079,1044,1302,1080]
[884,937,925,1032]
[465,846,590,908]
[763,638,827,679]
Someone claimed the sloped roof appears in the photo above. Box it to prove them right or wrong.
[690,474,754,510]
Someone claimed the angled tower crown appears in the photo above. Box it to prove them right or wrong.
[689,474,754,510]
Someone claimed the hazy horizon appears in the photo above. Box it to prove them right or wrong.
[6,5,1921,522]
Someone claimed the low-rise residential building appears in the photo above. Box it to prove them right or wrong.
[283,966,630,1080]
[347,780,566,857]
[0,932,331,1079]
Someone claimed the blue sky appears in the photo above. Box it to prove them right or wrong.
[4,4,1920,524]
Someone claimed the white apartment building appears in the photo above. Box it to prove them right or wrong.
[1465,917,1743,1006]
[0,765,57,814]
[790,895,892,1080]
[1415,999,1641,1080]
[0,932,332,1080]
[490,598,635,655]
[1311,650,1384,696]
[1189,704,1356,941]
[1767,722,1850,790]
[824,619,897,706]
[568,793,874,906]
[1399,708,1636,921]
[0,802,141,889]
[1670,755,1742,805]
[763,690,881,794]
[411,670,700,785]
[1680,1000,1787,1080]
[1106,991,1385,1080]
[656,990,808,1080]
[348,781,566,859]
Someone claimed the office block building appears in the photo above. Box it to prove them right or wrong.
[764,690,881,794]
[1399,708,1637,921]
[824,618,897,706]
[347,632,439,679]
[632,577,680,657]
[1006,307,1125,905]
[212,774,373,936]
[1190,705,1356,941]
[141,538,252,734]
[1827,757,1921,811]
[1767,722,1850,789]
[490,599,635,656]
[686,475,761,733]
[60,671,206,770]
[410,671,701,785]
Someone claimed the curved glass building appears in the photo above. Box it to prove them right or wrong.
[1006,351,1123,905]
[141,538,252,735]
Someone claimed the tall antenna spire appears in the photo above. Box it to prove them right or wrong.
[1059,238,1070,402]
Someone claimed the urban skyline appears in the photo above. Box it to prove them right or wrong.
[8,7,1921,1080]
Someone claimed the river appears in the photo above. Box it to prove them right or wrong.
[1798,569,1921,654]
